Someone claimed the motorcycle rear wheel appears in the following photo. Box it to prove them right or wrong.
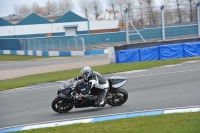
[107,88,128,106]
[51,97,74,113]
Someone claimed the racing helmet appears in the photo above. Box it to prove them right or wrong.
[81,67,93,81]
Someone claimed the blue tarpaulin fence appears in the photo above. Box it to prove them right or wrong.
[115,42,200,63]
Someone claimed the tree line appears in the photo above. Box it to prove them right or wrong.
[13,0,198,25]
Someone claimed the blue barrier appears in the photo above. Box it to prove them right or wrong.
[140,46,159,61]
[59,51,71,56]
[160,43,184,60]
[115,42,200,63]
[116,49,140,63]
[184,42,200,57]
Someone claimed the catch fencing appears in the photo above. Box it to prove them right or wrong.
[1,3,200,51]
[125,3,199,43]
[20,37,85,51]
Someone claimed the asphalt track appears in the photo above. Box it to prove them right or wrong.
[0,54,108,71]
[0,55,108,80]
[0,60,200,129]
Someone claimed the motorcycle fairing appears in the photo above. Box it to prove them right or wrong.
[61,89,71,96]
[76,81,88,93]
[109,76,126,88]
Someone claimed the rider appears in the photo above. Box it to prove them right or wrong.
[74,67,109,107]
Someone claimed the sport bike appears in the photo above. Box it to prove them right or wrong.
[51,77,128,113]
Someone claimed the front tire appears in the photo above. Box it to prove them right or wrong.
[51,97,73,113]
[107,88,128,106]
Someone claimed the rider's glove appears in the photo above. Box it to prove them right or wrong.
[73,77,78,81]
[78,90,90,98]
[78,93,83,98]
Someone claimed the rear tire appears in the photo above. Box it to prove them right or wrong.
[107,88,128,106]
[51,97,73,113]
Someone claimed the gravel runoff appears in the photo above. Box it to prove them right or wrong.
[0,59,108,80]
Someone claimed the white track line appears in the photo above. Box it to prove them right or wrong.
[1,69,200,93]
[0,85,61,94]
[127,69,200,79]
[0,105,199,131]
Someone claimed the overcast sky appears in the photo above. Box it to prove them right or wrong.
[0,0,162,17]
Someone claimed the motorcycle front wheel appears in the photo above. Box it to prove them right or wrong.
[107,88,128,106]
[51,97,74,113]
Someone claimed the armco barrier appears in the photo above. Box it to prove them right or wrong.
[0,49,108,56]
[115,42,200,63]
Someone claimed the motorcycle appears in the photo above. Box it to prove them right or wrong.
[51,76,128,113]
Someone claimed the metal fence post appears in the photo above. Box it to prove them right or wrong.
[51,39,54,51]
[197,2,200,37]
[28,39,31,50]
[58,38,61,51]
[74,38,78,51]
[80,37,85,51]
[124,3,129,45]
[66,39,70,51]
[20,39,26,50]
[23,40,26,50]
[45,39,48,51]
[161,5,166,41]
[39,39,41,51]
[36,39,41,50]
[19,39,22,50]
[34,39,36,50]
[23,40,25,50]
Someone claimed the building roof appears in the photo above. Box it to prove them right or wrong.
[39,12,66,22]
[16,13,50,25]
[0,17,13,26]
[2,14,30,24]
[54,11,87,23]
[1,11,87,25]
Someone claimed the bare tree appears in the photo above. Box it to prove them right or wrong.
[162,0,171,6]
[127,0,135,24]
[59,0,72,12]
[32,3,44,14]
[79,0,92,19]
[146,0,156,25]
[18,4,31,14]
[189,0,193,22]
[13,0,72,15]
[115,0,126,23]
[188,0,198,22]
[91,0,102,20]
[163,0,174,25]
[174,0,185,23]
[45,0,58,13]
[108,0,118,20]
[137,0,145,25]
[45,1,52,12]
[14,4,20,14]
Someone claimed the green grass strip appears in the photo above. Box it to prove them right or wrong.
[0,55,52,61]
[0,57,200,91]
[16,112,200,133]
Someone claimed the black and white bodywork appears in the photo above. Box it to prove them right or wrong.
[75,70,109,107]
[51,69,128,113]
[74,67,110,107]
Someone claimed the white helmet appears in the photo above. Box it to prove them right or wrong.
[81,67,93,81]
